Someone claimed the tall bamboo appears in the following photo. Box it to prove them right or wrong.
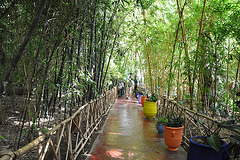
[233,49,240,120]
[0,0,47,96]
[142,10,153,93]
[167,2,186,99]
[226,38,230,115]
[176,0,193,109]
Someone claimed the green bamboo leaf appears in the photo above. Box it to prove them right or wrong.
[41,128,49,133]
[220,120,234,126]
[207,133,221,152]
[229,136,240,145]
[0,135,6,140]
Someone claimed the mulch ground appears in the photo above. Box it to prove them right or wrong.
[0,95,110,160]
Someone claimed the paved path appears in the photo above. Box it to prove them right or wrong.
[87,97,187,160]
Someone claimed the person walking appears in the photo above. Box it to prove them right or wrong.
[127,77,133,99]
[134,76,138,94]
[118,80,123,97]
[121,80,125,96]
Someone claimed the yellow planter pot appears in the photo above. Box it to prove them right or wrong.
[143,101,157,119]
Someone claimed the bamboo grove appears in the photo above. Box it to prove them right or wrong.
[119,0,240,120]
[0,0,130,148]
[0,0,240,151]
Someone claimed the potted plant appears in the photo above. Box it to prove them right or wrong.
[156,116,168,134]
[143,93,158,119]
[187,92,240,159]
[187,119,240,160]
[141,95,147,106]
[164,114,185,151]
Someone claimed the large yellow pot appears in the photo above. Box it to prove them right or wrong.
[143,101,157,119]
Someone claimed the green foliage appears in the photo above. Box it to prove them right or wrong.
[136,0,156,10]
[146,93,158,102]
[40,128,49,133]
[218,120,240,157]
[235,91,240,114]
[157,116,168,125]
[150,93,157,102]
[138,88,147,96]
[165,114,185,128]
[1,0,240,151]
[207,133,221,152]
[228,135,240,159]
[196,118,240,156]
[0,135,6,140]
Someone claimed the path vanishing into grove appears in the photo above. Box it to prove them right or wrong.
[87,97,187,160]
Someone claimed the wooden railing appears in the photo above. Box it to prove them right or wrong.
[0,86,117,160]
[157,96,240,150]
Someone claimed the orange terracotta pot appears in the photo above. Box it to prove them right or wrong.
[141,96,147,106]
[164,125,184,151]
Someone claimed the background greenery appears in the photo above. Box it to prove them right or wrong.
[0,0,239,148]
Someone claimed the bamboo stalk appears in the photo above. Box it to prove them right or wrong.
[161,96,219,123]
[73,111,106,160]
[65,119,72,160]
[55,124,65,157]
[56,129,61,160]
[49,139,58,159]
[72,119,86,139]
[39,137,51,160]
[0,0,47,96]
[181,138,189,148]
[74,112,83,153]
[226,38,230,115]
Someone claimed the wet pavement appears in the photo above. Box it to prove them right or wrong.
[87,97,187,160]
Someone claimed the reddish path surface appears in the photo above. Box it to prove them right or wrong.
[87,97,187,160]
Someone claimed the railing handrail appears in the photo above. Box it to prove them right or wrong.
[160,95,220,123]
[0,86,118,160]
[160,96,240,135]
[158,96,240,150]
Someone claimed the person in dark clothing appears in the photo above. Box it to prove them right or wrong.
[134,76,138,96]
[121,80,125,96]
[118,80,123,96]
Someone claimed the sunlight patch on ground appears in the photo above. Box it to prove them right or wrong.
[128,151,137,158]
[106,149,124,159]
[108,132,122,135]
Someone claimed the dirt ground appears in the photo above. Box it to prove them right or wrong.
[0,95,109,159]
[0,96,25,151]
